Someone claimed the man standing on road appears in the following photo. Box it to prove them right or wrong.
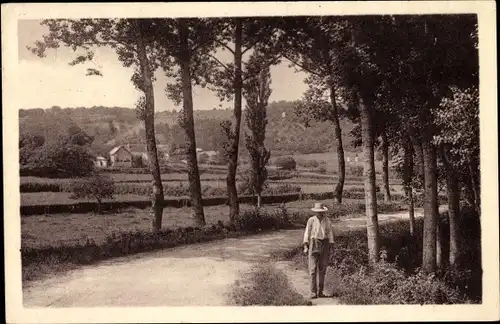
[303,202,334,299]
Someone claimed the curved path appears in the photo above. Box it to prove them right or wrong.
[23,208,436,307]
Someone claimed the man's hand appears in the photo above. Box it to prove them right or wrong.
[303,244,308,255]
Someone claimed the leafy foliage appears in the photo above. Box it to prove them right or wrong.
[70,174,116,208]
[243,55,272,204]
[20,124,95,178]
[273,156,297,171]
[433,86,479,167]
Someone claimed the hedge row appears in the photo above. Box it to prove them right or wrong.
[20,180,300,195]
[20,193,303,216]
[111,183,301,197]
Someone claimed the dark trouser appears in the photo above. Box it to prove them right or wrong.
[308,239,330,295]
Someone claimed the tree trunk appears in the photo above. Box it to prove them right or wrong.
[463,176,476,208]
[421,141,438,273]
[441,146,462,267]
[257,193,262,209]
[359,95,380,265]
[436,207,443,270]
[227,20,243,223]
[468,156,480,213]
[329,83,345,204]
[446,170,461,267]
[403,140,415,235]
[381,130,391,202]
[411,137,425,187]
[179,19,205,227]
[136,24,164,231]
[96,198,102,214]
[406,186,415,235]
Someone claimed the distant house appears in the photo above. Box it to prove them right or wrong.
[94,156,108,168]
[110,144,171,167]
[109,145,133,167]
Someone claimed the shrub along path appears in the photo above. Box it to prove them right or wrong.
[23,208,435,307]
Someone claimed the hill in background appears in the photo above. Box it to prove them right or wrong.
[19,100,359,158]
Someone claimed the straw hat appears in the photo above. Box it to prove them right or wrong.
[311,202,328,212]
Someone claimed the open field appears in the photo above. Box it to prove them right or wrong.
[20,172,227,184]
[19,155,403,207]
[20,199,331,248]
[21,197,403,249]
[20,192,148,206]
[291,152,387,173]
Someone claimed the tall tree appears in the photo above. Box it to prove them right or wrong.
[243,54,272,208]
[206,18,281,222]
[159,18,224,226]
[30,19,165,230]
[434,85,479,266]
[358,91,380,264]
[281,17,347,204]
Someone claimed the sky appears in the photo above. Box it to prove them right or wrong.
[17,19,309,111]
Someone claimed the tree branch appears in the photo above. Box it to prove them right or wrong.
[215,39,235,55]
[283,54,322,77]
[241,39,260,55]
[207,53,232,73]
[242,54,282,82]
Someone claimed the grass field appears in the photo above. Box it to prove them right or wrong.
[22,198,355,248]
[19,152,403,207]
[20,192,149,206]
[292,152,390,174]
[20,172,226,184]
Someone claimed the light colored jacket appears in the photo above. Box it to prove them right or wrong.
[303,215,334,245]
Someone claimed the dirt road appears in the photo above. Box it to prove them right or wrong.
[23,208,433,307]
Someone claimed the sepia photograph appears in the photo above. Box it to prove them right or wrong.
[3,1,499,323]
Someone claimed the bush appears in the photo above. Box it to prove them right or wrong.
[20,182,65,193]
[335,262,470,304]
[198,152,209,164]
[267,169,294,180]
[227,263,312,306]
[297,159,320,168]
[233,208,295,232]
[274,156,297,171]
[346,165,363,177]
[131,155,144,168]
[265,184,301,195]
[316,166,327,174]
[69,174,115,211]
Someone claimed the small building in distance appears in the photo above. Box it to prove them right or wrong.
[109,144,171,167]
[109,145,133,167]
[94,156,108,168]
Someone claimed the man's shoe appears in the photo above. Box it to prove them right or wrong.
[309,293,318,299]
[318,292,327,298]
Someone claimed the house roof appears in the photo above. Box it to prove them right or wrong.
[110,144,170,156]
[109,145,131,155]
